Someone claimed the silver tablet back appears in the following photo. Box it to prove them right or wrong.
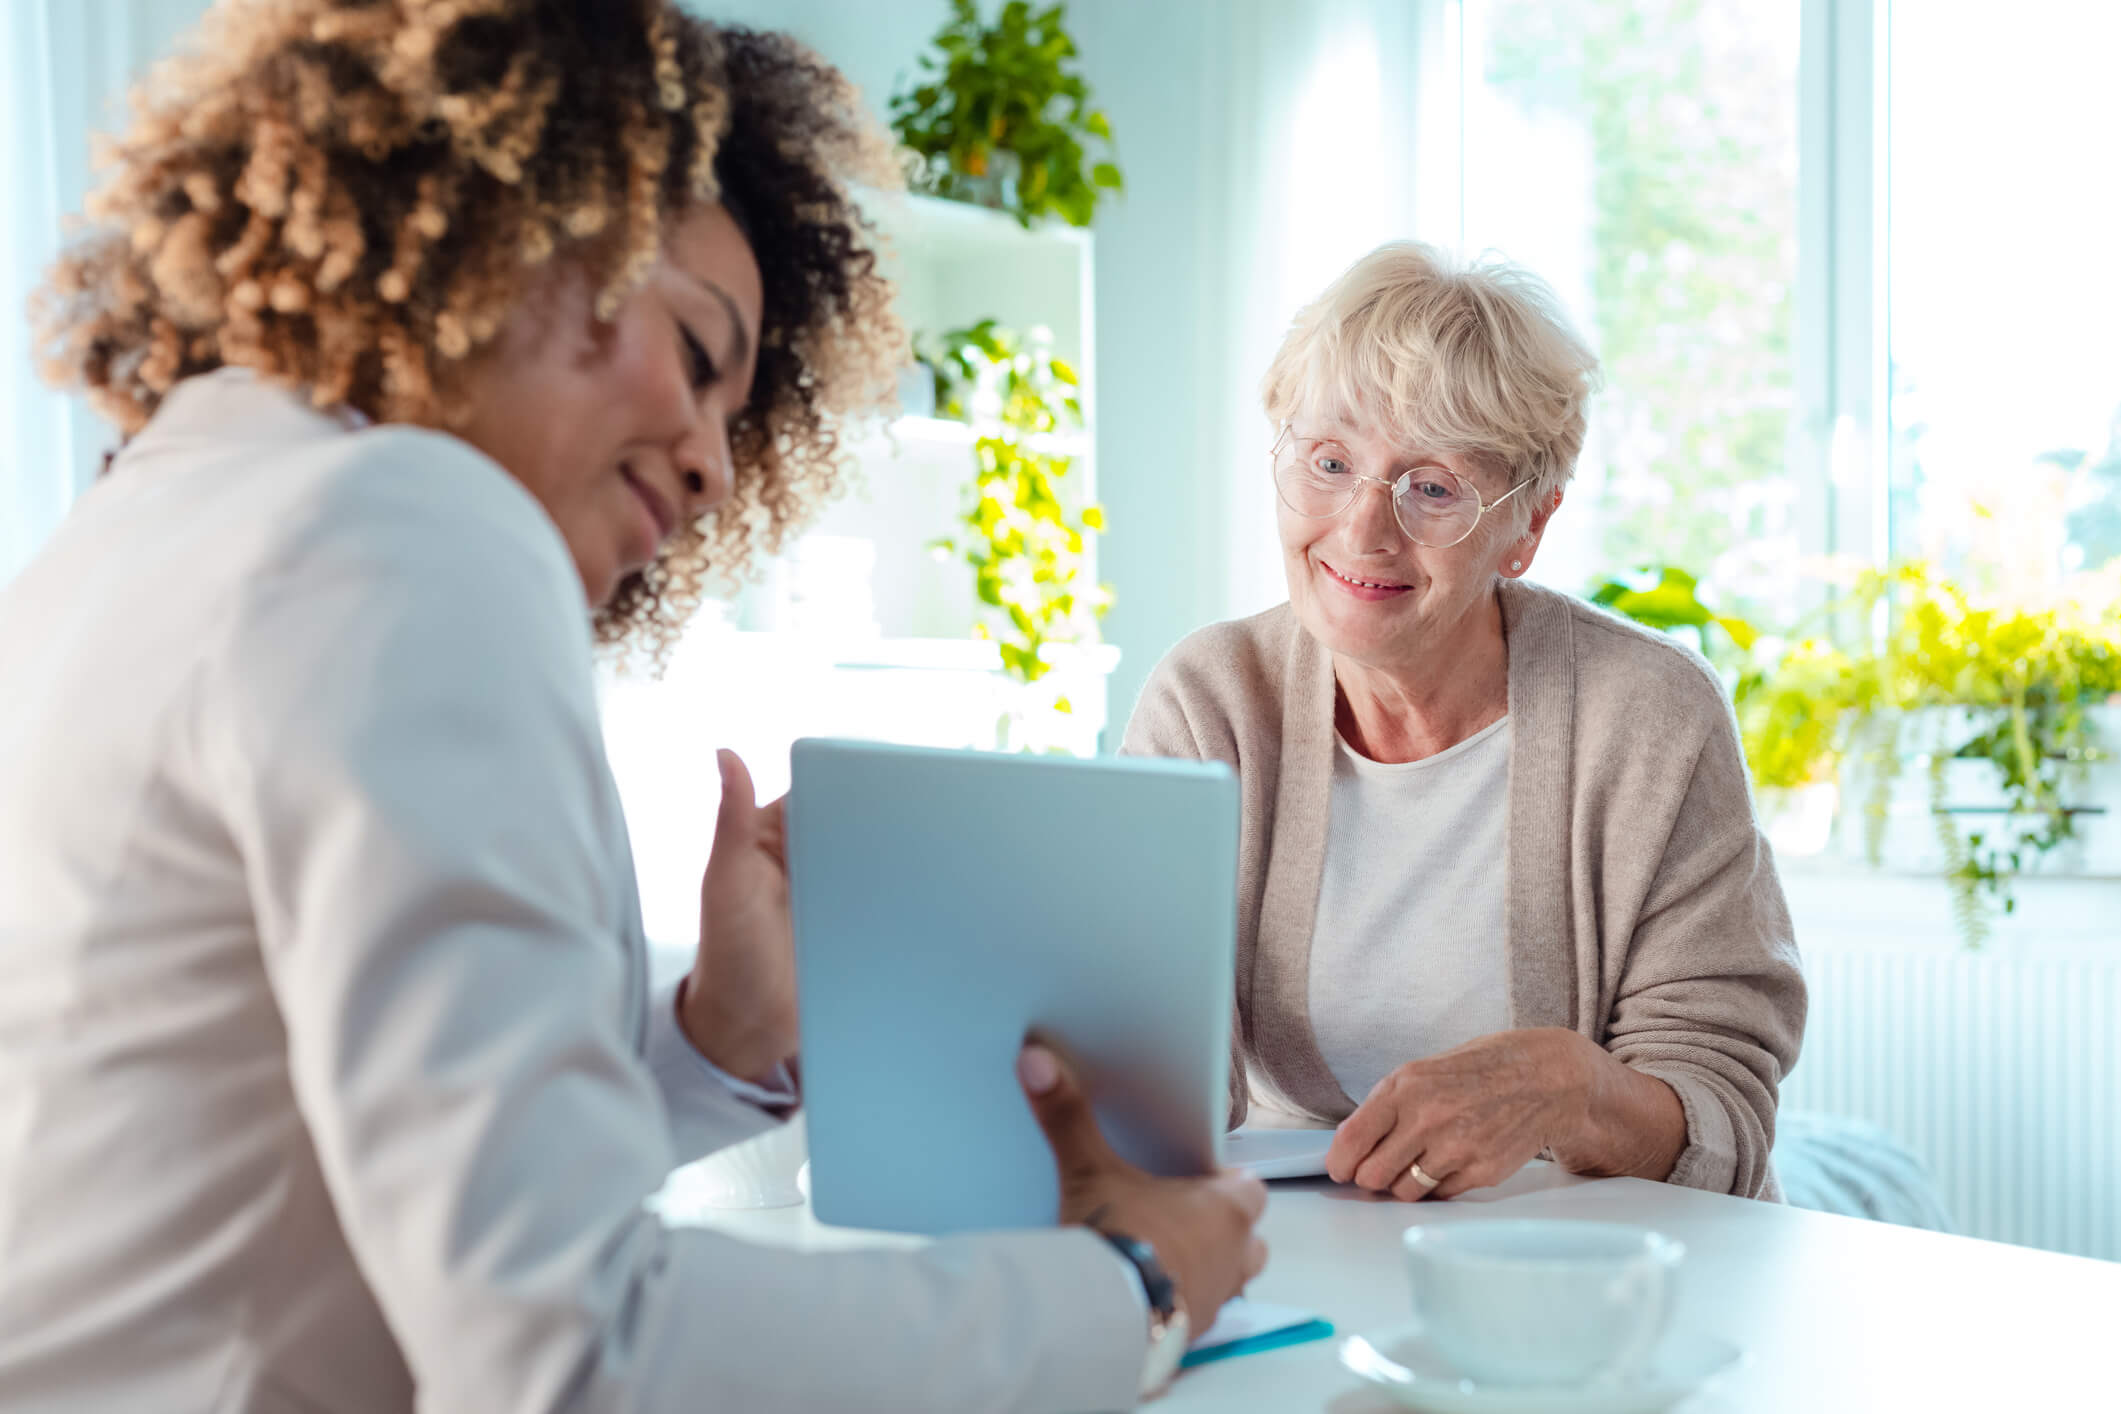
[788,737,1239,1235]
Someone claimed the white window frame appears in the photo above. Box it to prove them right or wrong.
[1801,0,1889,573]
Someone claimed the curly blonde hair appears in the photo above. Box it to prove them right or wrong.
[34,0,906,658]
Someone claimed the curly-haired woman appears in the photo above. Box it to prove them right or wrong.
[0,3,1263,1410]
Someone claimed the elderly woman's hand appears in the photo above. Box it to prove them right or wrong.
[1325,1028,1600,1201]
[1325,1028,1691,1199]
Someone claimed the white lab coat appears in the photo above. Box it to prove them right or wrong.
[0,369,1143,1413]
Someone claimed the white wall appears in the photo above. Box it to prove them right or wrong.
[3,0,214,578]
[690,0,939,126]
[1066,0,1245,736]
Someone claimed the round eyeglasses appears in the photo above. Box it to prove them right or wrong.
[1270,424,1531,549]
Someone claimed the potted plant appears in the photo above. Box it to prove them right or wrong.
[889,0,1124,228]
[1595,562,2121,946]
[923,319,1111,749]
[1786,565,2120,944]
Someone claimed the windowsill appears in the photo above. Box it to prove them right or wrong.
[1776,853,2120,953]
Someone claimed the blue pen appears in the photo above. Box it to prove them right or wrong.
[1180,1318,1337,1369]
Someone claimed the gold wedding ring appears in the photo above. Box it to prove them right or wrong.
[1407,1160,1441,1191]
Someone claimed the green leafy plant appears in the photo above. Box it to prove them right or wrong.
[924,321,1111,706]
[889,0,1123,228]
[1589,565,1759,664]
[1836,566,2120,944]
[1602,562,2121,946]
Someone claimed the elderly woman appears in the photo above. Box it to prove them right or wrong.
[0,4,1263,1410]
[1126,243,1806,1203]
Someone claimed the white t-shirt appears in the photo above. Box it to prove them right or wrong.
[1307,716,1514,1103]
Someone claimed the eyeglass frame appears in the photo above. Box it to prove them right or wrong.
[1270,421,1535,549]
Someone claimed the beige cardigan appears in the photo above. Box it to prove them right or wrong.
[1121,580,1806,1199]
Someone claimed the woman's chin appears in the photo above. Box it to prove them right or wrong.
[1299,595,1410,661]
[572,553,627,610]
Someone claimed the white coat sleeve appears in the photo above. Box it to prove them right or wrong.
[642,973,797,1160]
[202,436,1145,1414]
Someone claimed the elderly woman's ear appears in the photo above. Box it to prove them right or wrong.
[1501,488,1564,578]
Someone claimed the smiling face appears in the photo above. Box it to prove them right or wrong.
[456,202,765,607]
[1275,407,1556,674]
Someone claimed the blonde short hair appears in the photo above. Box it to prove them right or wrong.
[1261,242,1601,530]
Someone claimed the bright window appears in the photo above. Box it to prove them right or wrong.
[1884,0,2121,590]
[1458,0,1803,621]
[1440,0,2121,613]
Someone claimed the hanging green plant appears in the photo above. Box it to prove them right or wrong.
[889,0,1123,229]
[923,320,1110,702]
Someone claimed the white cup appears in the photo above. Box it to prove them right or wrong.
[1401,1219,1684,1387]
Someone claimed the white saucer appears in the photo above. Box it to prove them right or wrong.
[1339,1325,1744,1414]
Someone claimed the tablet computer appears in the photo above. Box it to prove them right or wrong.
[787,737,1239,1235]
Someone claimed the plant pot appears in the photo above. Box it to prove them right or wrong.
[896,362,937,420]
[986,648,1114,757]
[992,677,1071,755]
[1831,705,2121,876]
[1760,781,1838,860]
[949,150,1020,213]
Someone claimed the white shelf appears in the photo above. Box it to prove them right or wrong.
[856,186,1092,260]
[720,631,1120,676]
[859,415,1090,460]
[794,198,1098,647]
[852,187,1093,403]
[1780,863,2120,954]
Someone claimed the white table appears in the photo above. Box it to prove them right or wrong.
[668,1161,2120,1411]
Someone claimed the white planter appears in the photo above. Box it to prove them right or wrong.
[1759,781,1839,860]
[1830,705,2121,877]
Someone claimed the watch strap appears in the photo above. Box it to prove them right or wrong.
[1096,1229,1189,1399]
[1096,1230,1178,1322]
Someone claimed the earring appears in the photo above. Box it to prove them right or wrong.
[1510,560,1523,573]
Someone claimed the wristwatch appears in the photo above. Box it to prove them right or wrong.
[1097,1230,1190,1400]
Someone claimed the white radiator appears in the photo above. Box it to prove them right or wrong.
[1778,879,2121,1262]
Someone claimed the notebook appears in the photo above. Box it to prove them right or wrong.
[1222,1124,1337,1179]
